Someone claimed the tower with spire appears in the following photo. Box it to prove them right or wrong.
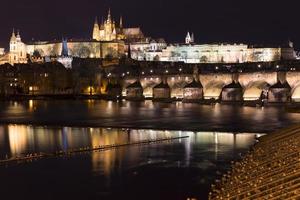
[92,17,100,41]
[56,38,73,69]
[185,32,194,44]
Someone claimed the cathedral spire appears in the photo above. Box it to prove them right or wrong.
[92,17,100,40]
[120,16,123,29]
[107,8,112,22]
[94,16,98,25]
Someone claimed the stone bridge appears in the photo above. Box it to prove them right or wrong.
[120,71,300,102]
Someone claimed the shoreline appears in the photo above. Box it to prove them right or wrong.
[0,94,300,107]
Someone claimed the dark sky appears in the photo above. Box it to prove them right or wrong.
[0,0,299,48]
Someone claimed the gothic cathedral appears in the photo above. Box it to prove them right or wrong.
[92,9,126,41]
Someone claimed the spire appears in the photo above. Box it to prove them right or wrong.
[92,17,100,40]
[120,16,123,28]
[61,38,69,57]
[94,16,98,25]
[191,32,194,43]
[185,31,191,44]
[17,30,20,36]
[107,8,111,22]
[10,28,16,41]
[16,30,21,42]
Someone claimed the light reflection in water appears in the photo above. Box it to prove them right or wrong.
[0,125,260,176]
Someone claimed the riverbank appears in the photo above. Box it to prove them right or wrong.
[1,94,300,107]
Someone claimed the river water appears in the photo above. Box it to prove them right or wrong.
[0,100,299,200]
[0,100,299,132]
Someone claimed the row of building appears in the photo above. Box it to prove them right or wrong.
[0,9,298,67]
[130,33,297,63]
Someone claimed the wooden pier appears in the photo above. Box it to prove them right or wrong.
[209,124,300,200]
[0,136,189,165]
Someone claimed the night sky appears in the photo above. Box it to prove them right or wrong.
[0,0,299,48]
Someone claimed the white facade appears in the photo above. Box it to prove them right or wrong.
[9,30,27,65]
[0,48,4,56]
[56,57,73,69]
[140,43,296,63]
[130,38,167,61]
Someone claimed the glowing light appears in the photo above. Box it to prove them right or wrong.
[292,86,300,101]
[29,100,34,110]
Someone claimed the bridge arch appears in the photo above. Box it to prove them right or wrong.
[243,81,270,101]
[140,76,162,98]
[203,81,225,100]
[167,75,193,98]
[291,82,300,102]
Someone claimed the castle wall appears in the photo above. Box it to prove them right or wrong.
[26,41,125,59]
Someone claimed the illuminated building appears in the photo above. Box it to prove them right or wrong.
[92,9,125,41]
[0,48,4,56]
[8,30,27,65]
[136,34,296,63]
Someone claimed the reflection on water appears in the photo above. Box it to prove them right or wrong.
[0,124,261,200]
[0,100,299,133]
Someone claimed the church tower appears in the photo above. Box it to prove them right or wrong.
[185,32,194,44]
[92,17,100,41]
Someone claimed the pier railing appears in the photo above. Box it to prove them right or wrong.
[0,136,189,166]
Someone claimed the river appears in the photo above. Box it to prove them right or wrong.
[0,100,299,200]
